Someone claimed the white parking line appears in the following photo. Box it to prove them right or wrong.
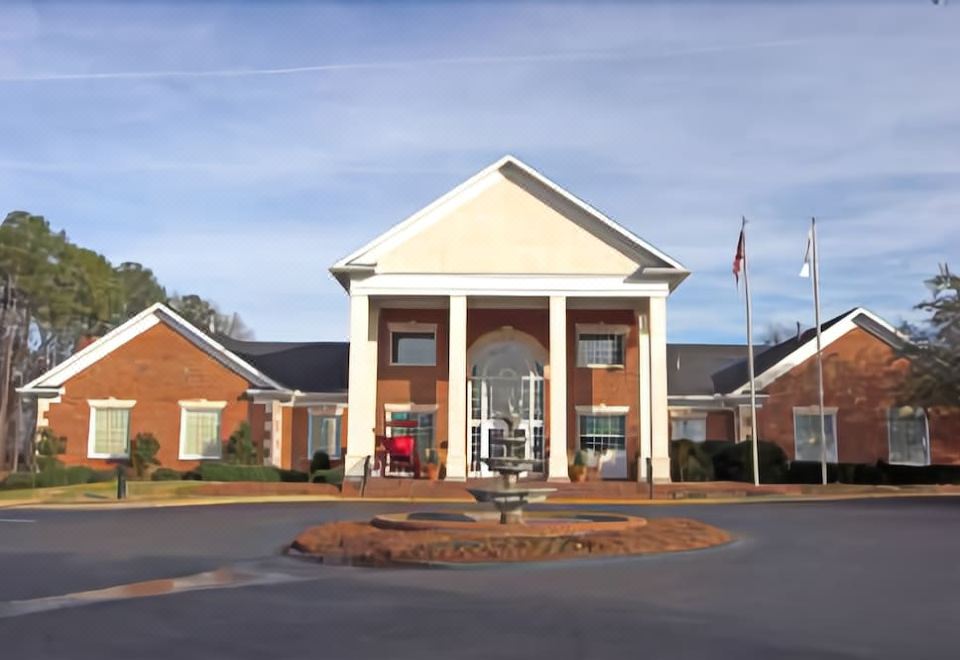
[0,519,35,524]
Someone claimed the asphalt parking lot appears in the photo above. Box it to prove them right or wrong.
[1,497,958,659]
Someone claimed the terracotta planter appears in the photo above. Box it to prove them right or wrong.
[424,463,441,481]
[569,465,587,482]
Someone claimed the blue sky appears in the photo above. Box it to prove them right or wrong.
[1,1,958,342]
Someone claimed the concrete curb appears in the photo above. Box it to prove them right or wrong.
[4,490,960,511]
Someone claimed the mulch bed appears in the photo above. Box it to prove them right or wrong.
[289,517,731,566]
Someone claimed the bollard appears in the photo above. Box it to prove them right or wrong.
[116,465,127,500]
[646,457,654,500]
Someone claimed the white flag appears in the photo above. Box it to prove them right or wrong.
[799,228,813,277]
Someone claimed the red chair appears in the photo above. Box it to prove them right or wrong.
[384,434,418,477]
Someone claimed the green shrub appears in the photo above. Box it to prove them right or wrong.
[225,421,257,465]
[670,439,715,482]
[195,463,281,482]
[278,469,309,483]
[310,451,331,473]
[36,456,64,472]
[131,433,161,478]
[311,466,345,486]
[573,450,589,467]
[712,440,788,483]
[151,467,182,481]
[2,472,37,490]
[90,469,117,483]
[36,428,67,458]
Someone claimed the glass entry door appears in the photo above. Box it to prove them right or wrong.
[468,340,544,478]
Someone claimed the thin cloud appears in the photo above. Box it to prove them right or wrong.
[0,39,807,83]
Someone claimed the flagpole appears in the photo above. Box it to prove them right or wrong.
[741,217,761,487]
[811,217,828,485]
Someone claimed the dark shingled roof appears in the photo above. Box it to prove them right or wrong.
[710,308,858,394]
[219,338,349,393]
[667,343,754,396]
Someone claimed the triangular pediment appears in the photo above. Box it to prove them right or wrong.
[332,156,686,282]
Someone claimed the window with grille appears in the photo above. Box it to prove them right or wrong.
[579,414,626,453]
[180,409,222,459]
[793,409,838,463]
[386,411,435,460]
[89,407,131,458]
[888,407,929,466]
[577,333,624,367]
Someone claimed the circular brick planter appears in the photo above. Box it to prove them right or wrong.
[289,514,730,567]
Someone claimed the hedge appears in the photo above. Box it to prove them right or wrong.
[311,466,345,486]
[787,460,960,485]
[278,469,309,483]
[710,440,788,484]
[151,467,183,481]
[2,466,115,490]
[670,439,715,482]
[193,463,282,482]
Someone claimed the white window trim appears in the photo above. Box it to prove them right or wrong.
[792,406,839,462]
[86,400,135,459]
[384,402,439,414]
[887,406,931,467]
[388,322,438,367]
[575,324,629,368]
[308,412,343,459]
[670,410,708,442]
[575,404,630,415]
[178,402,226,460]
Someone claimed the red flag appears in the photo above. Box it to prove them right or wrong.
[732,227,745,286]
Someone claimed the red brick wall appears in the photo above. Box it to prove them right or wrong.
[758,327,960,464]
[376,308,450,459]
[567,310,640,477]
[45,323,255,471]
[289,407,349,473]
[706,411,735,441]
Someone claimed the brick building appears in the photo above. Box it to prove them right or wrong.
[16,156,959,478]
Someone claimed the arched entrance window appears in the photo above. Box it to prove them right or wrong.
[468,333,545,477]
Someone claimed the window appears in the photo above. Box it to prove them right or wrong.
[576,325,627,367]
[88,405,132,458]
[308,414,342,459]
[390,330,436,366]
[179,406,223,460]
[385,409,435,460]
[579,414,627,453]
[888,407,930,466]
[671,414,707,442]
[793,408,838,462]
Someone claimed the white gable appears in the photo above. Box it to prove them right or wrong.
[331,156,687,288]
[18,303,282,393]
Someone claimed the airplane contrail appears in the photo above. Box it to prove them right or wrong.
[0,40,807,83]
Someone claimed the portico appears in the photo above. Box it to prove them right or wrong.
[331,156,687,482]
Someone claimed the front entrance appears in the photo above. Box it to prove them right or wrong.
[468,337,544,478]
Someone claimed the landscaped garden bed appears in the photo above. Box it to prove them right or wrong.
[289,516,731,567]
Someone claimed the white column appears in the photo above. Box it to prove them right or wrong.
[345,294,379,478]
[269,399,283,468]
[637,302,651,481]
[648,296,671,482]
[548,295,570,481]
[445,295,468,481]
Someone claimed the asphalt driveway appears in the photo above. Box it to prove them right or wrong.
[0,498,958,659]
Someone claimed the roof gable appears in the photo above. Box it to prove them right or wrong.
[713,307,905,395]
[331,155,687,286]
[19,303,283,393]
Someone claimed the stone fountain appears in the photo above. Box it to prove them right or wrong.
[466,431,556,524]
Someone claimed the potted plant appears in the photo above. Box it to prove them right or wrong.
[569,449,588,482]
[423,448,441,480]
